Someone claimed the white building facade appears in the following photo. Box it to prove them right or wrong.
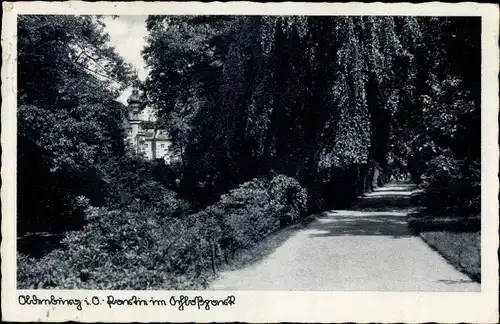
[124,90,173,163]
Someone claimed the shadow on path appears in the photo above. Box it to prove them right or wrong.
[437,279,476,285]
[352,185,420,211]
[307,183,419,238]
[309,212,413,238]
[372,186,417,192]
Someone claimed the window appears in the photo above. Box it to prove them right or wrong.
[161,144,165,148]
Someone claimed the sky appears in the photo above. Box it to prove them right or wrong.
[101,15,150,106]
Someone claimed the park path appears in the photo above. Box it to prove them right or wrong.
[209,183,480,291]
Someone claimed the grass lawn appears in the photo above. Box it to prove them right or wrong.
[420,231,481,282]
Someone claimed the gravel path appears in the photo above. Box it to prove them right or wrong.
[209,183,480,291]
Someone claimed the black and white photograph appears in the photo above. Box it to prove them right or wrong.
[2,2,498,323]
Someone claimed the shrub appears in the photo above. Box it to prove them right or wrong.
[203,174,308,258]
[419,152,480,217]
[17,174,308,289]
[269,174,308,226]
[218,178,276,250]
[100,156,164,207]
[18,191,217,290]
[420,178,479,216]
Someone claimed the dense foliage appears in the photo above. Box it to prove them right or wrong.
[17,15,139,233]
[401,18,481,216]
[18,15,480,289]
[18,197,213,289]
[18,174,306,289]
[204,174,308,255]
[143,16,480,214]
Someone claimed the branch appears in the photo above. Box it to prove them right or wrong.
[74,48,116,78]
[73,60,120,84]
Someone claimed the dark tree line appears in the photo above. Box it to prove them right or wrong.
[143,16,480,214]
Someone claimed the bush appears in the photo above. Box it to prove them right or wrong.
[17,174,308,289]
[18,191,217,290]
[420,178,479,216]
[269,174,308,226]
[219,178,276,250]
[101,155,177,208]
[419,153,480,217]
[204,174,308,256]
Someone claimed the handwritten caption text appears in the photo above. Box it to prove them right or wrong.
[18,294,236,311]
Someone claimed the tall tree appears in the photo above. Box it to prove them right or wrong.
[18,15,138,233]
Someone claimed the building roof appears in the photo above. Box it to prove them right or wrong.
[127,89,142,105]
[142,129,170,140]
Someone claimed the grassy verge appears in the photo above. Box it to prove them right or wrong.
[419,231,481,282]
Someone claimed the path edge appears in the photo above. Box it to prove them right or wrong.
[418,232,481,284]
